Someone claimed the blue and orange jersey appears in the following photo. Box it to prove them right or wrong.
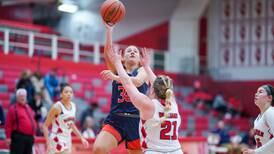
[110,68,148,114]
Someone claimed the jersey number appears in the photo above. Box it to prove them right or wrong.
[118,85,130,103]
[160,121,177,140]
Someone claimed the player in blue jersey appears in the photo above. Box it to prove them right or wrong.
[106,38,183,154]
[92,25,148,154]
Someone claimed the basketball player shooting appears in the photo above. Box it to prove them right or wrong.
[105,47,183,154]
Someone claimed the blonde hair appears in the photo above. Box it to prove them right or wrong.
[153,75,174,123]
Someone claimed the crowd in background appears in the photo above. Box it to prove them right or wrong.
[0,69,257,154]
[185,80,256,153]
[0,68,98,139]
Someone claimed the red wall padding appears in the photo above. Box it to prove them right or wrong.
[118,21,169,51]
[0,53,107,74]
[0,5,33,23]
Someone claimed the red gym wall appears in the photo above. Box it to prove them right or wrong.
[116,18,272,116]
[118,21,169,51]
[0,5,33,23]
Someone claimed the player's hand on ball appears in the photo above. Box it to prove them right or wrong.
[103,22,114,31]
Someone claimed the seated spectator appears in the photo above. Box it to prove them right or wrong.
[30,71,44,94]
[92,103,107,133]
[228,96,242,117]
[30,71,52,105]
[213,92,228,115]
[227,133,243,154]
[80,101,98,128]
[241,128,256,148]
[29,92,48,122]
[187,80,213,109]
[212,120,230,145]
[82,116,96,139]
[195,88,213,110]
[44,68,59,100]
[60,73,69,88]
[16,70,35,105]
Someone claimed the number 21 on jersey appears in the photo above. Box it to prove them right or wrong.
[160,121,178,140]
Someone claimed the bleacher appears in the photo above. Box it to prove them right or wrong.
[0,51,221,138]
[0,24,258,153]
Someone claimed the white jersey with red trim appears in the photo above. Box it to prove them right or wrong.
[140,99,182,153]
[253,106,274,153]
[49,101,76,153]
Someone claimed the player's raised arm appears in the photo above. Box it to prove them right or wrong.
[140,48,156,85]
[103,25,117,73]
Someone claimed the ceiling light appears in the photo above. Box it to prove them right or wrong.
[58,3,78,13]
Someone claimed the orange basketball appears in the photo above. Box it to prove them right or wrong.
[100,0,126,26]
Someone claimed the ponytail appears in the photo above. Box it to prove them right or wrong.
[165,89,173,110]
[153,75,175,124]
[159,89,173,123]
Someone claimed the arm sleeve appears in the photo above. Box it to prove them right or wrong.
[4,107,14,138]
[255,107,274,154]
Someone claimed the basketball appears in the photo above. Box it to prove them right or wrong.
[100,0,126,26]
